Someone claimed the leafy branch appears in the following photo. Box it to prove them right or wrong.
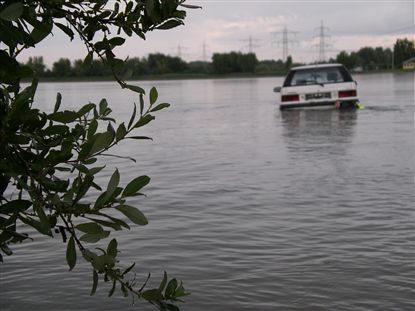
[0,0,201,309]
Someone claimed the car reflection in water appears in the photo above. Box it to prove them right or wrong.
[280,109,358,160]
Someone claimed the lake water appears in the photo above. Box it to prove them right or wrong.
[1,73,414,310]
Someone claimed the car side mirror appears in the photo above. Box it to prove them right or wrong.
[273,86,281,92]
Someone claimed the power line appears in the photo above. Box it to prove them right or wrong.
[272,25,298,61]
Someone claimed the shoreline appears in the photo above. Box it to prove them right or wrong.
[27,69,413,83]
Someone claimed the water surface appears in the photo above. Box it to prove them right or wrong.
[1,73,414,310]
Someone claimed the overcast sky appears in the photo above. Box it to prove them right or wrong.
[20,0,414,66]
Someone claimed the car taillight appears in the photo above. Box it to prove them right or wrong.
[338,90,357,98]
[281,94,299,102]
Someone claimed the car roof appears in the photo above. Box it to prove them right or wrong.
[290,63,344,70]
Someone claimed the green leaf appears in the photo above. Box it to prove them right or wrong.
[99,99,108,115]
[115,205,148,225]
[159,271,168,292]
[107,239,117,257]
[84,217,121,231]
[48,110,79,123]
[122,176,150,197]
[89,166,106,175]
[139,94,144,115]
[76,222,104,234]
[93,254,115,271]
[179,3,202,9]
[89,131,114,156]
[30,19,53,44]
[145,0,155,16]
[94,185,122,209]
[108,281,116,297]
[80,230,110,243]
[156,19,184,30]
[174,282,187,298]
[125,84,145,94]
[88,119,98,139]
[116,123,127,141]
[94,40,108,52]
[54,92,62,113]
[18,215,46,235]
[98,213,130,230]
[165,279,178,298]
[166,304,180,311]
[0,2,23,21]
[66,236,76,271]
[134,114,155,128]
[150,103,170,112]
[128,103,137,129]
[149,87,158,105]
[43,125,69,136]
[33,204,51,236]
[109,57,124,69]
[84,52,93,67]
[107,169,120,195]
[142,289,163,301]
[74,175,94,202]
[1,245,12,256]
[91,270,98,295]
[109,37,125,46]
[82,249,98,263]
[55,22,74,40]
[78,103,96,116]
[0,200,32,214]
[126,136,152,140]
[122,262,136,276]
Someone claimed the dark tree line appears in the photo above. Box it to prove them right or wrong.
[26,53,192,77]
[211,52,258,74]
[334,38,414,70]
[26,38,414,78]
[25,51,288,77]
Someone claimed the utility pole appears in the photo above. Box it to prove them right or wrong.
[172,44,188,59]
[248,35,254,53]
[272,25,298,62]
[241,35,260,54]
[202,41,208,62]
[315,20,331,63]
[177,44,182,59]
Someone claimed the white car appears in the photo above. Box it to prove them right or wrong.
[274,63,359,110]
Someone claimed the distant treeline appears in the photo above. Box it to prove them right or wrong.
[26,52,283,78]
[332,38,415,70]
[25,38,414,78]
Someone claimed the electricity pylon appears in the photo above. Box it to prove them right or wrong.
[202,41,210,62]
[315,20,331,63]
[241,35,261,54]
[272,25,298,62]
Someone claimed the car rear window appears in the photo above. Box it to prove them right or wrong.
[283,66,353,87]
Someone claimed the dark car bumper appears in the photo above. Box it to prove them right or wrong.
[280,100,358,110]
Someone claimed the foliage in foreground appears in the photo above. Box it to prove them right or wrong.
[0,0,199,309]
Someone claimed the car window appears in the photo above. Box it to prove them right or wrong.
[283,66,353,87]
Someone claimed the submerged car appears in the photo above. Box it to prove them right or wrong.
[274,63,359,110]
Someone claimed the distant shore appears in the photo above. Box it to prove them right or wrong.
[30,68,413,83]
